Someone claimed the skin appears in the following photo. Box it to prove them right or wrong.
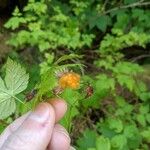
[0,99,71,150]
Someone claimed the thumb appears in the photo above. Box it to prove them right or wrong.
[1,103,55,150]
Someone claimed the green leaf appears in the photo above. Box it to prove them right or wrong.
[140,92,150,101]
[5,58,29,94]
[96,136,111,150]
[96,15,111,32]
[136,114,146,127]
[141,128,150,143]
[114,12,130,30]
[0,58,29,119]
[123,104,133,114]
[4,17,26,30]
[99,122,117,139]
[124,125,141,149]
[124,125,137,138]
[114,62,143,75]
[132,9,144,19]
[116,74,135,91]
[88,10,99,29]
[77,129,97,150]
[139,105,149,114]
[115,96,126,107]
[62,88,79,106]
[145,113,150,124]
[45,53,55,64]
[108,118,123,133]
[37,68,57,98]
[39,41,51,52]
[96,74,115,93]
[111,134,127,149]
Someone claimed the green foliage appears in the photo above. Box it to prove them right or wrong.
[5,0,94,52]
[99,29,150,54]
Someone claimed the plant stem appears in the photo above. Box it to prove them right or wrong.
[67,99,79,133]
[104,1,150,15]
[13,96,31,110]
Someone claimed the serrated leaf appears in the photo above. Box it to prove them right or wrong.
[0,58,29,119]
[96,15,111,32]
[5,58,29,95]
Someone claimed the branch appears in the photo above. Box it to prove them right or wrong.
[104,1,150,15]
[131,54,150,62]
[103,0,109,10]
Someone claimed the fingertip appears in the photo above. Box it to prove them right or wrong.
[48,98,67,122]
[49,98,67,111]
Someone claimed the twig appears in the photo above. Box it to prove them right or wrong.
[104,1,150,15]
[131,54,150,62]
[103,0,109,10]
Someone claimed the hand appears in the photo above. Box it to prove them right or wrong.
[0,99,71,150]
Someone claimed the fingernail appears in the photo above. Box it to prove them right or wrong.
[29,103,50,123]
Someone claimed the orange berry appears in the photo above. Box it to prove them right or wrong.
[58,72,80,89]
